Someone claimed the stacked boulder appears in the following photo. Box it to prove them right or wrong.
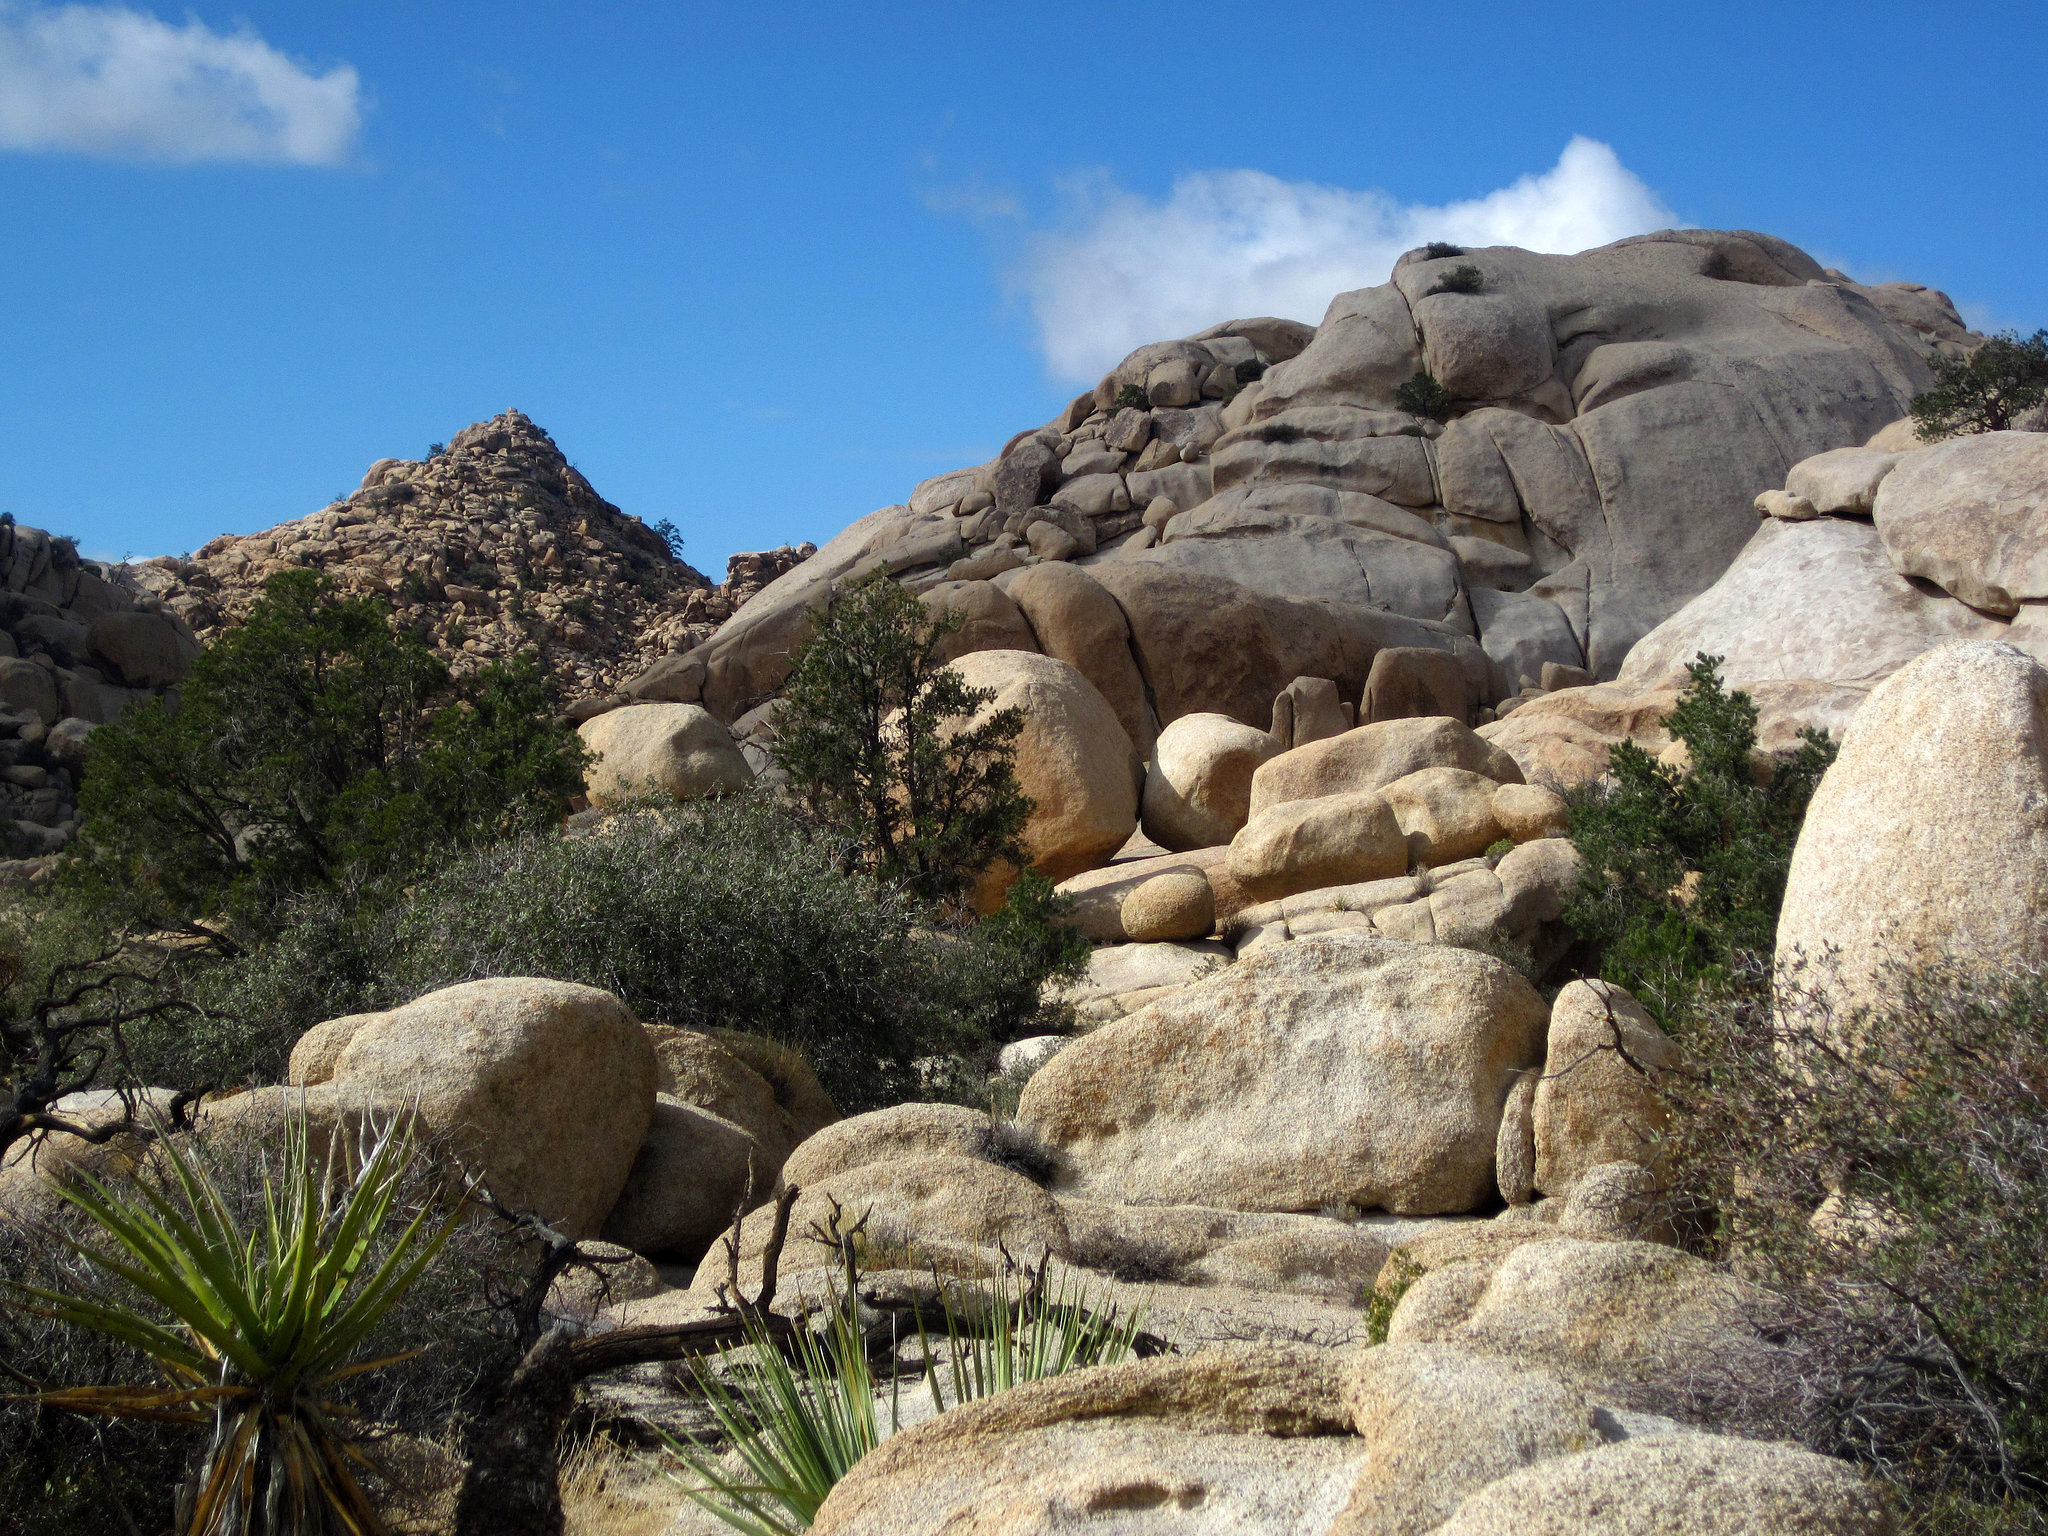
[0,518,201,876]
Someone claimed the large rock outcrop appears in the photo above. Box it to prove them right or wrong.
[0,520,200,874]
[1017,933,1548,1215]
[649,230,1962,747]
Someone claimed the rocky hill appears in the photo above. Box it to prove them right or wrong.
[627,228,1979,736]
[123,410,811,698]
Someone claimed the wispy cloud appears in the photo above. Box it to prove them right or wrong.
[1013,137,1679,381]
[0,2,361,164]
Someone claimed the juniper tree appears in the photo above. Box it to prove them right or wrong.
[774,573,1031,907]
[1913,329,2048,440]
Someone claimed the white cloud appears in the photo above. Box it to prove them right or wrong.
[1016,137,1679,381]
[0,3,361,164]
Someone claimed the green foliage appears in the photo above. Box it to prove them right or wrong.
[669,1259,1142,1536]
[652,518,688,559]
[153,797,1060,1109]
[1564,654,1834,1022]
[975,870,1089,984]
[69,570,584,940]
[1393,369,1454,423]
[1419,241,1464,260]
[1365,1253,1424,1346]
[1232,358,1266,384]
[1426,264,1484,296]
[775,574,1031,908]
[1113,383,1149,411]
[3,1111,460,1536]
[1912,330,2048,440]
[1661,964,2048,1527]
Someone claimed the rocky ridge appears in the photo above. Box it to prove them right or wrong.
[125,410,812,697]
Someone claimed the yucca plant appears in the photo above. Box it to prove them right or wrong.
[667,1256,1144,1536]
[4,1108,461,1536]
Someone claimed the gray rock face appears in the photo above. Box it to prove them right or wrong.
[1873,430,2048,614]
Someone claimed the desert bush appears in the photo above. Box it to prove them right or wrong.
[1232,358,1266,384]
[1655,961,2048,1531]
[1912,329,2048,439]
[1565,653,1834,1023]
[775,573,1031,909]
[70,569,584,943]
[1113,383,1148,410]
[1426,264,1484,296]
[1393,369,1453,423]
[148,797,1063,1110]
[1419,241,1464,259]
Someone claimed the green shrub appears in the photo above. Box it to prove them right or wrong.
[775,573,1031,908]
[1393,369,1454,423]
[1113,383,1149,411]
[1419,241,1464,260]
[1564,654,1833,1023]
[1426,264,1484,296]
[153,797,1061,1110]
[69,569,584,943]
[1912,329,2048,440]
[1232,358,1266,384]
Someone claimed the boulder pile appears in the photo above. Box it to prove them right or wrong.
[0,518,201,877]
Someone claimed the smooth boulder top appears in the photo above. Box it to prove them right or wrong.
[1777,639,2048,1013]
[946,648,1140,895]
[1251,715,1523,816]
[1018,931,1548,1215]
[1143,710,1283,851]
[577,701,753,808]
[1874,430,2048,615]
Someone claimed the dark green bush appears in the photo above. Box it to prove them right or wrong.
[1565,653,1833,1023]
[1393,369,1454,423]
[1912,330,2048,440]
[146,797,1062,1110]
[775,573,1030,908]
[70,569,584,942]
[1419,241,1464,260]
[1113,383,1149,411]
[1426,264,1484,296]
[1232,358,1266,384]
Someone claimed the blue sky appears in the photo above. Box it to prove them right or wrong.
[2,1,2043,576]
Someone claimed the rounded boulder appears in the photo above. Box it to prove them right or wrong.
[1142,712,1282,851]
[577,702,753,809]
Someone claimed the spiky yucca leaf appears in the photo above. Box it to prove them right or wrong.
[4,1106,462,1536]
[666,1260,1142,1535]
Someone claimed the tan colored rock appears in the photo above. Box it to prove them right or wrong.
[697,1154,1070,1289]
[781,1102,995,1188]
[1491,782,1568,842]
[1362,645,1471,724]
[920,579,1039,662]
[577,703,752,808]
[86,609,199,688]
[600,1096,762,1256]
[948,650,1141,904]
[809,1346,1358,1536]
[1332,1343,1602,1536]
[712,1032,840,1147]
[1270,674,1354,748]
[1776,641,2048,1015]
[1054,847,1236,941]
[1142,712,1282,851]
[1873,430,2048,614]
[1388,1238,1758,1387]
[1057,1198,1394,1298]
[1785,444,1902,514]
[1754,488,1820,521]
[1018,933,1548,1215]
[1228,789,1408,902]
[320,978,657,1237]
[641,1025,831,1181]
[1533,981,1674,1196]
[286,1012,382,1087]
[1000,562,1156,759]
[1250,717,1521,817]
[1379,766,1505,866]
[1429,1433,1898,1535]
[1120,869,1217,942]
[1496,1067,1539,1205]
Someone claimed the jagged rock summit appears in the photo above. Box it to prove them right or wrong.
[131,411,724,696]
[632,228,1975,729]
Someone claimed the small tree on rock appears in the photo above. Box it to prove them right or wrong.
[774,574,1031,906]
[1912,329,2048,440]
